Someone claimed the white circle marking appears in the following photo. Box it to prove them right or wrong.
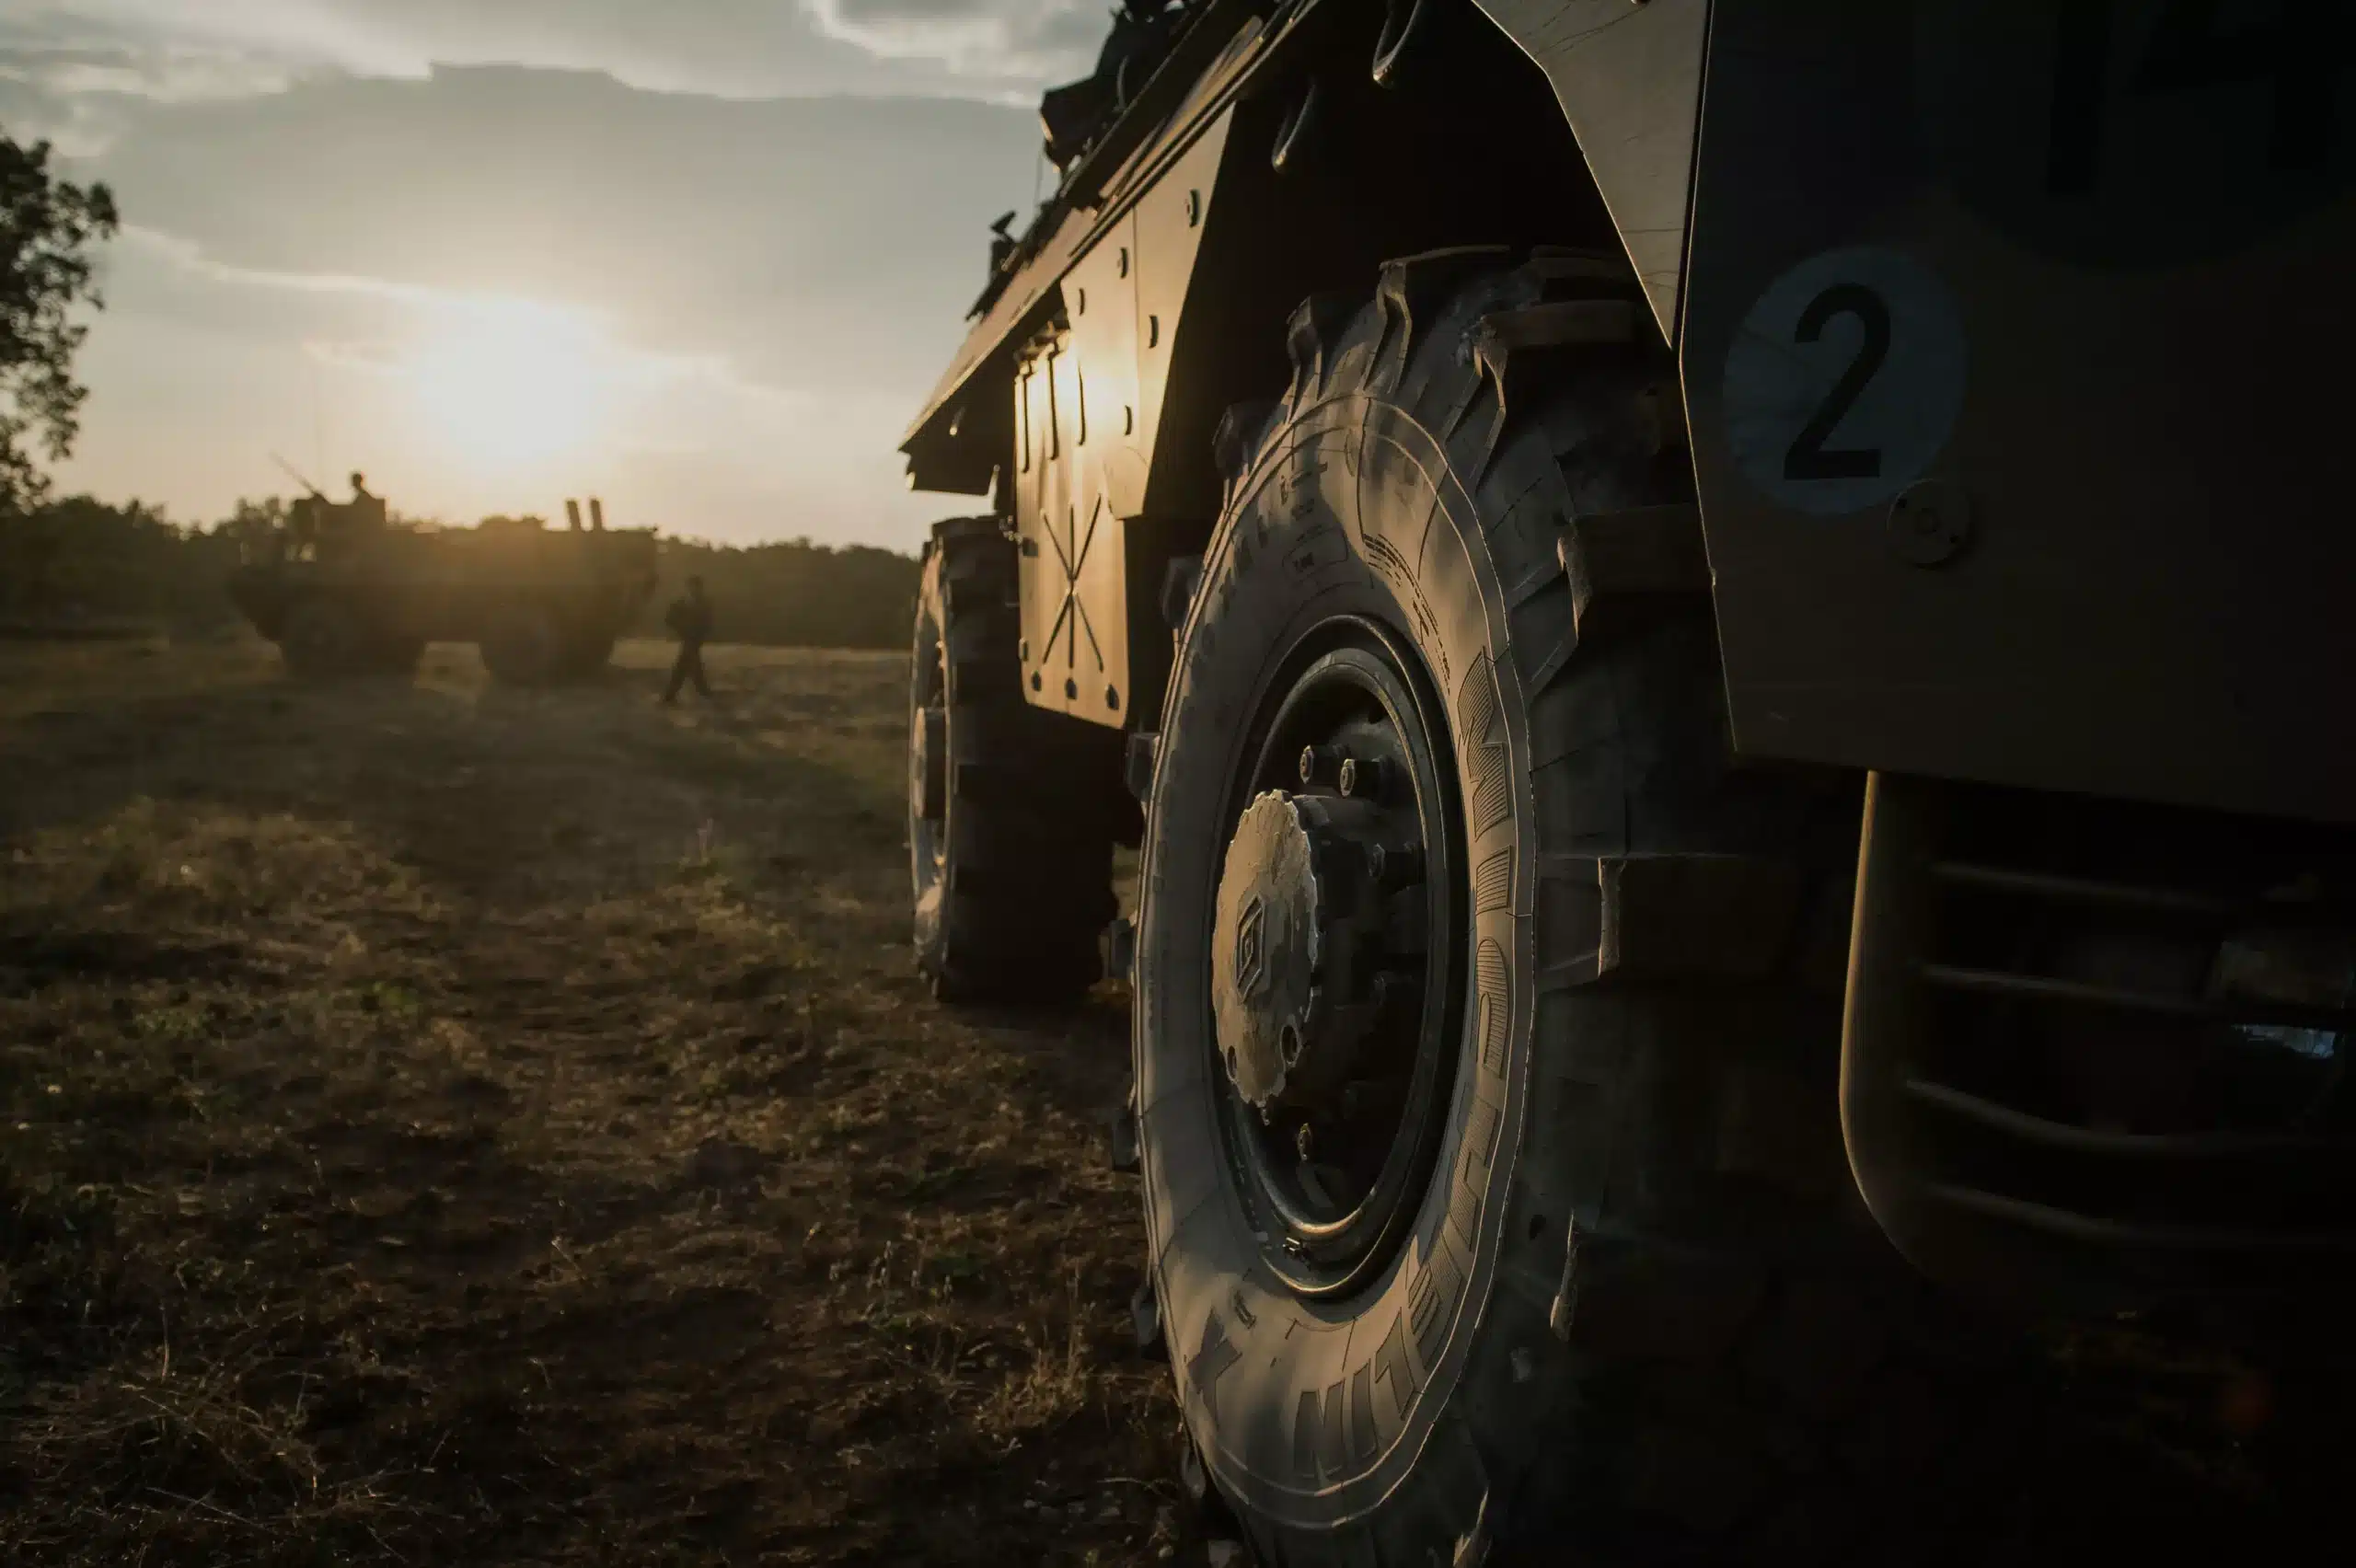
[1721,247,1969,517]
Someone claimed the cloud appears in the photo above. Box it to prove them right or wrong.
[75,67,1046,393]
[802,0,1103,80]
[121,224,437,308]
[2,0,1111,117]
[0,5,387,102]
[0,68,122,155]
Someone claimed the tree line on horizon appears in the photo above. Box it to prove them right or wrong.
[0,493,922,651]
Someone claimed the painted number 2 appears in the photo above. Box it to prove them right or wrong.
[2048,0,2344,193]
[1783,285,1892,483]
[1723,248,1966,517]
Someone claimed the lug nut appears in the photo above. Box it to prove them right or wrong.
[1299,744,1343,789]
[1338,755,1387,799]
[1375,843,1424,889]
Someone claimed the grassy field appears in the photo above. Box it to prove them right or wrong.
[5,632,2339,1567]
[0,634,1177,1566]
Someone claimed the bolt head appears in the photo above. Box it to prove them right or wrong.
[1338,758,1360,796]
[1299,745,1319,786]
[1887,479,1974,569]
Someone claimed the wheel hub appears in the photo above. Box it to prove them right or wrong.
[1196,629,1463,1296]
[1212,790,1393,1112]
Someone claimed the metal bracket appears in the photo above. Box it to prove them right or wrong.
[1556,502,1711,641]
[1538,850,1804,987]
[1102,914,1138,986]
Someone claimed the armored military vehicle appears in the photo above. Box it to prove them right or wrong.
[901,2,2356,1558]
[230,494,659,685]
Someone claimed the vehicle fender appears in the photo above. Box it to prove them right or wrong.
[1469,0,1710,342]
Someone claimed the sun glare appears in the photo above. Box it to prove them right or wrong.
[405,298,621,474]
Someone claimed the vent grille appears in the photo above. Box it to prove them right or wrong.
[1848,778,2356,1301]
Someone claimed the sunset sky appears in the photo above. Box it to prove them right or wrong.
[0,1,1110,547]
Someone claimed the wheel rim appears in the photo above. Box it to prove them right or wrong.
[1207,616,1467,1298]
[909,592,949,897]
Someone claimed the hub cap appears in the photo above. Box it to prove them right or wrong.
[1213,791,1395,1111]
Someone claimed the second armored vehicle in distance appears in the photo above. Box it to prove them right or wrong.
[230,486,659,686]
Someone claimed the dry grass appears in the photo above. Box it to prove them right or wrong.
[0,633,1180,1565]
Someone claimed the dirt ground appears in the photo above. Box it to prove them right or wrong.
[0,634,1179,1566]
[3,632,2340,1567]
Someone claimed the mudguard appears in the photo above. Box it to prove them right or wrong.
[1470,0,1710,340]
[902,0,1362,729]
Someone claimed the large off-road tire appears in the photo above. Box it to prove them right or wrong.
[1135,252,2028,1565]
[479,602,566,686]
[372,636,425,678]
[279,595,361,681]
[909,517,1124,1002]
[560,632,618,679]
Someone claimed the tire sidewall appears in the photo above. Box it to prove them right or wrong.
[283,598,352,679]
[483,605,560,686]
[909,546,951,970]
[1137,391,1545,1529]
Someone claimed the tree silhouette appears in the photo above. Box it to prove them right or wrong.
[1,131,119,517]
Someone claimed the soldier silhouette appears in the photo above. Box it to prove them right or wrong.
[347,472,387,531]
[662,575,715,704]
